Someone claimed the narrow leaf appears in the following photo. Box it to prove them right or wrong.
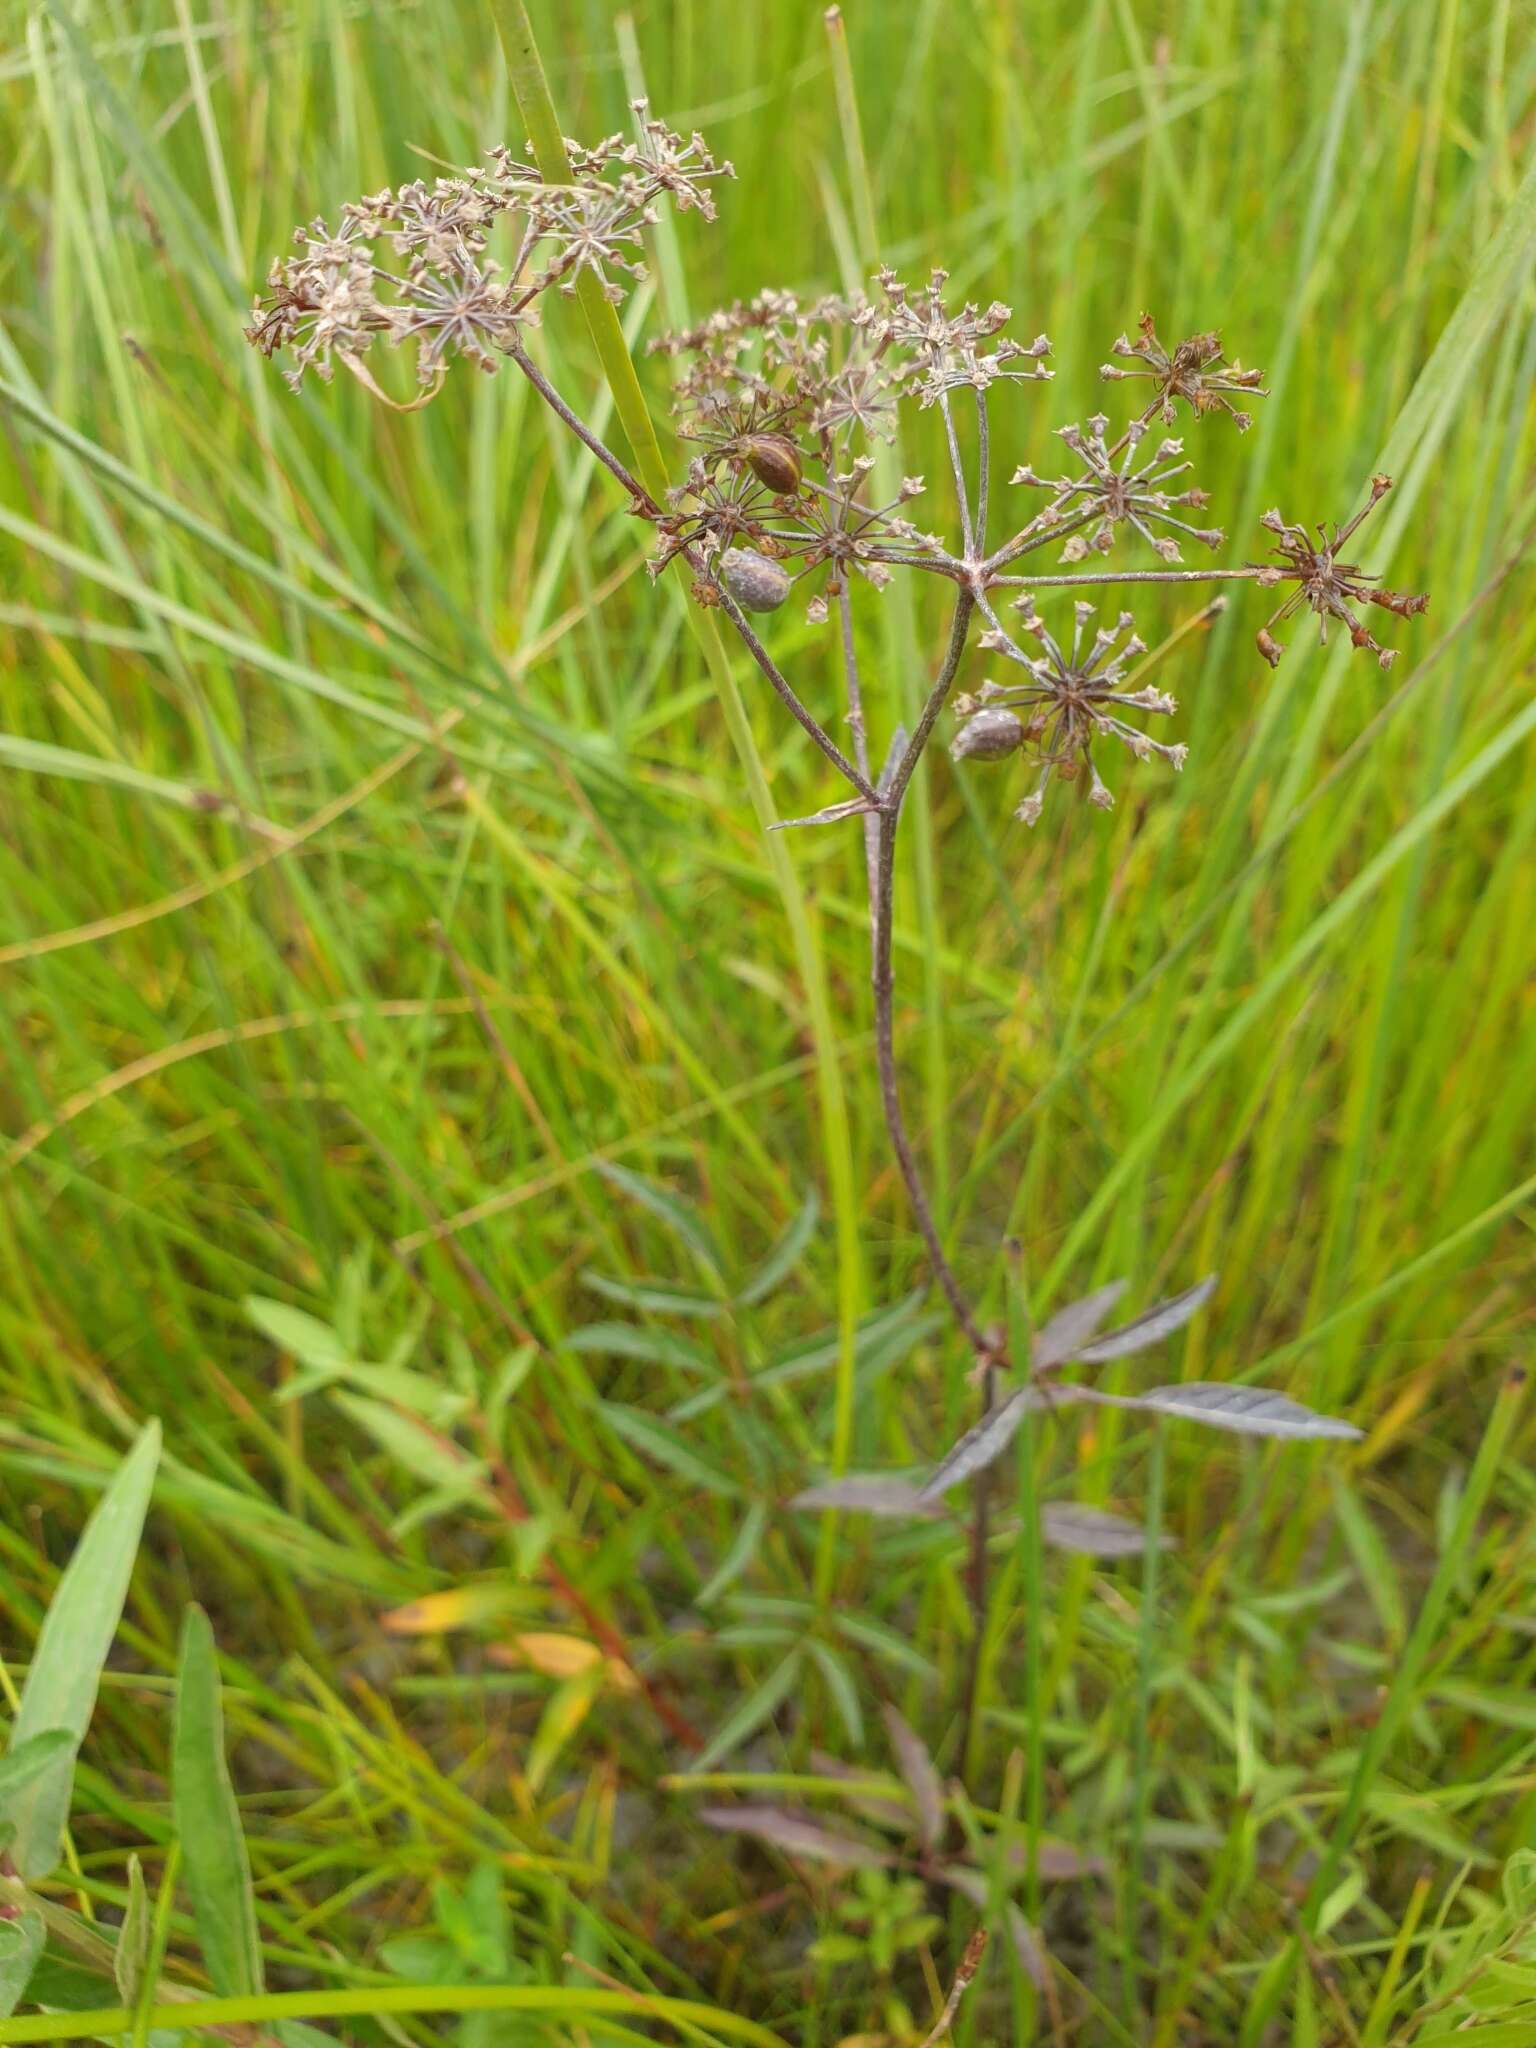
[1124,1382,1362,1440]
[601,1403,741,1496]
[595,1162,723,1277]
[699,1805,893,1868]
[525,1665,603,1796]
[789,1474,940,1518]
[0,1914,43,2022]
[881,1705,945,1850]
[937,1866,1048,1988]
[737,1192,820,1306]
[331,1392,485,1490]
[173,1605,262,1998]
[698,1502,768,1608]
[768,797,880,831]
[1072,1275,1217,1362]
[243,1297,345,1372]
[1041,1503,1176,1557]
[8,1421,160,1878]
[689,1652,802,1773]
[113,1854,149,2007]
[916,1387,1052,1503]
[1032,1281,1127,1371]
[876,724,909,794]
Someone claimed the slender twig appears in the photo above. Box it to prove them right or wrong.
[990,565,1266,590]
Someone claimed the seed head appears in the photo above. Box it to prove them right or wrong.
[1253,474,1428,670]
[1100,315,1267,430]
[1014,414,1223,563]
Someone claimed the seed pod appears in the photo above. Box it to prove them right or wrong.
[719,547,792,615]
[742,434,803,495]
[951,707,1026,762]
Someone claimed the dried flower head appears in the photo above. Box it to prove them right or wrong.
[1101,315,1267,430]
[1253,474,1428,670]
[1013,415,1222,563]
[957,601,1184,823]
[865,266,1052,407]
[244,103,732,395]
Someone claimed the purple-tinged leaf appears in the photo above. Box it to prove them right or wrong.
[1040,1502,1174,1558]
[1032,1281,1127,1371]
[1121,1382,1362,1440]
[938,1866,1048,1987]
[1072,1274,1217,1362]
[915,1386,1055,1504]
[790,1473,941,1518]
[699,1805,894,1868]
[809,1753,913,1832]
[881,1704,946,1850]
[995,1836,1109,1881]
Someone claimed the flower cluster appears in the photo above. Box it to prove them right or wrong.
[954,601,1184,823]
[245,106,731,393]
[1254,474,1429,670]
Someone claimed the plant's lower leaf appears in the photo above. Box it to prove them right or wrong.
[1120,1382,1361,1440]
[1041,1503,1174,1557]
[699,1804,894,1868]
[1072,1275,1217,1362]
[789,1474,940,1518]
[689,1651,804,1773]
[174,1605,263,2000]
[881,1705,945,1851]
[916,1387,1052,1503]
[1033,1282,1127,1371]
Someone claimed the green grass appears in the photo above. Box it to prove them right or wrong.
[3,0,1536,2041]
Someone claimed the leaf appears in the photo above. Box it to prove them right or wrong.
[244,1296,346,1372]
[331,1392,486,1491]
[174,1605,262,1999]
[1032,1282,1128,1371]
[937,1866,1048,1988]
[789,1474,941,1518]
[876,724,909,795]
[1040,1503,1174,1557]
[881,1705,945,1850]
[689,1652,803,1773]
[525,1665,603,1796]
[0,1914,43,2023]
[916,1387,1052,1503]
[600,1402,741,1496]
[581,1270,726,1319]
[698,1502,768,1608]
[114,1853,150,2006]
[565,1323,715,1375]
[1119,1382,1362,1440]
[380,1583,525,1636]
[0,1730,75,1811]
[1071,1275,1217,1362]
[7,1420,160,1878]
[595,1162,723,1278]
[808,1643,863,1748]
[737,1192,820,1306]
[699,1805,894,1868]
[809,1753,913,1832]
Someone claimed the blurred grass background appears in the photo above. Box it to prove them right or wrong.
[3,0,1536,2041]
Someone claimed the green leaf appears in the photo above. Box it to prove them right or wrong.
[737,1192,820,1306]
[173,1606,262,1999]
[600,1403,741,1496]
[595,1162,724,1278]
[113,1854,149,2008]
[243,1298,345,1372]
[688,1652,803,1773]
[697,1502,768,1609]
[7,1421,160,1878]
[0,1732,74,1813]
[0,1913,44,2022]
[331,1393,486,1493]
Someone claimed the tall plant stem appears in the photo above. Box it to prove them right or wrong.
[488,0,863,1608]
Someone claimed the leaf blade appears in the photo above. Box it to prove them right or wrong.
[173,1605,263,1999]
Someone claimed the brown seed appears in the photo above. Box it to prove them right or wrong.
[719,547,792,614]
[742,434,803,495]
[1255,626,1284,669]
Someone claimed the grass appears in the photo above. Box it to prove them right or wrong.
[2,0,1536,2040]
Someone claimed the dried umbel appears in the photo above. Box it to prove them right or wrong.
[245,104,732,394]
[1254,474,1429,669]
[1100,313,1267,429]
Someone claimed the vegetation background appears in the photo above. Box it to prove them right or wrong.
[2,0,1536,2041]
